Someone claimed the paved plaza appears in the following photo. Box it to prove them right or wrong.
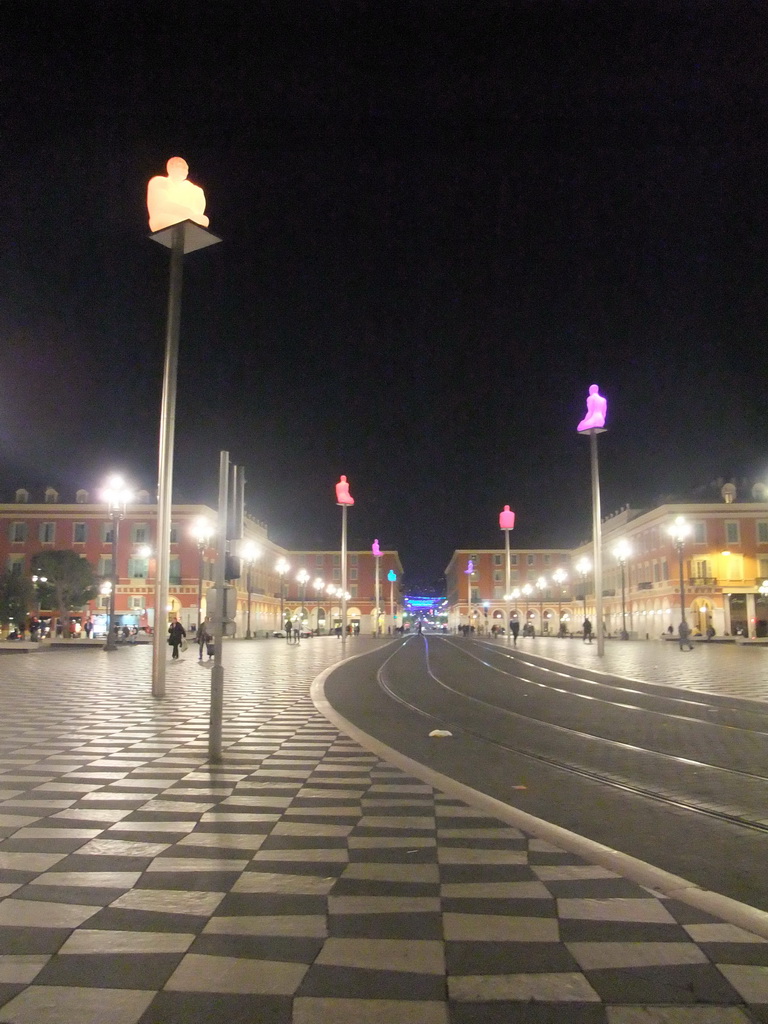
[0,637,766,1022]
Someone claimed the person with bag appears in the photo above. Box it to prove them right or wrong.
[168,618,186,659]
[197,617,213,661]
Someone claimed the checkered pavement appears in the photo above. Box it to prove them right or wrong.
[0,640,765,1023]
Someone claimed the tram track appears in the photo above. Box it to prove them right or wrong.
[376,635,768,834]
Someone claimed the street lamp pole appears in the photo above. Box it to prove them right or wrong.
[387,570,397,633]
[191,517,214,636]
[522,583,532,633]
[613,540,631,640]
[296,569,309,632]
[372,539,382,635]
[536,576,547,636]
[499,505,515,644]
[101,475,133,651]
[276,558,290,630]
[464,559,474,631]
[576,556,591,625]
[552,567,568,635]
[241,541,260,639]
[577,384,608,657]
[313,577,325,634]
[335,476,354,648]
[668,516,691,628]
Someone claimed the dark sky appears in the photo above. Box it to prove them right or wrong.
[1,1,767,588]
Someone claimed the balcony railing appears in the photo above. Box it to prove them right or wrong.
[636,581,653,590]
[687,577,717,587]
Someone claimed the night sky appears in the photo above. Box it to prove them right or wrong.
[2,1,767,588]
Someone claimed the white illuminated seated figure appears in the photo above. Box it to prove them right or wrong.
[147,157,209,233]
[577,384,607,432]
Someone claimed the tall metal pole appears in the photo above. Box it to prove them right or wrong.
[341,504,348,649]
[589,431,605,657]
[374,555,380,636]
[197,545,204,630]
[678,543,686,624]
[246,566,252,639]
[209,450,228,764]
[504,529,511,644]
[152,223,183,699]
[105,513,120,650]
[620,560,628,639]
[389,578,394,631]
[467,570,472,630]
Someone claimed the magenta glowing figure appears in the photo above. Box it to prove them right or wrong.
[372,539,381,557]
[464,560,474,575]
[577,384,608,432]
[335,475,354,506]
[499,505,516,530]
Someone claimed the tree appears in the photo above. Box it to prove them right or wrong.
[0,572,34,629]
[31,551,98,633]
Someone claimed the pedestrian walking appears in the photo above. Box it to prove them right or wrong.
[583,618,592,644]
[285,619,293,643]
[168,618,186,659]
[678,620,694,651]
[197,617,213,660]
[510,619,519,645]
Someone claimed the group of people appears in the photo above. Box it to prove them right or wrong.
[166,618,214,660]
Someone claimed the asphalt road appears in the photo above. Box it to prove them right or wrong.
[324,634,768,912]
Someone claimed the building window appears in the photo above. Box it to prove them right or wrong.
[39,522,55,544]
[316,554,324,566]
[333,568,340,581]
[73,522,86,543]
[493,570,502,582]
[350,567,358,580]
[350,584,358,598]
[471,587,479,602]
[510,554,518,565]
[350,554,358,565]
[98,556,113,578]
[333,554,340,565]
[9,522,27,542]
[470,554,478,563]
[101,523,114,544]
[7,555,24,575]
[662,559,668,581]
[131,524,148,544]
[758,522,768,544]
[653,562,660,582]
[543,554,551,565]
[725,521,740,545]
[493,554,502,566]
[759,557,768,578]
[128,557,149,579]
[527,554,535,566]
[510,569,519,581]
[493,586,503,599]
[693,522,706,544]
[169,557,181,585]
[527,569,537,581]
[170,525,179,544]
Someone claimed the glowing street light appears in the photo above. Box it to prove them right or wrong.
[522,583,533,633]
[536,576,547,636]
[191,516,214,635]
[613,539,632,640]
[276,558,290,628]
[312,577,325,633]
[101,475,134,651]
[242,541,261,638]
[668,516,691,627]
[552,567,568,635]
[575,557,591,624]
[296,569,310,629]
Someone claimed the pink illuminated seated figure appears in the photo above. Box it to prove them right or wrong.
[335,475,354,506]
[147,157,210,233]
[577,384,607,432]
[372,539,381,556]
[499,505,516,530]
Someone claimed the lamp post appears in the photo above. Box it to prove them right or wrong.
[510,587,521,626]
[536,576,547,635]
[372,539,383,636]
[552,567,568,635]
[577,383,608,656]
[335,476,354,646]
[613,540,631,640]
[482,600,490,635]
[191,516,214,636]
[387,570,397,633]
[101,475,134,651]
[326,583,337,633]
[576,556,591,624]
[242,542,260,638]
[296,569,309,632]
[522,583,533,633]
[99,581,112,637]
[668,516,691,628]
[136,544,154,631]
[312,577,325,633]
[464,559,474,631]
[276,558,290,629]
[499,505,516,644]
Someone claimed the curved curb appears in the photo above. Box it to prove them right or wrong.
[311,659,768,942]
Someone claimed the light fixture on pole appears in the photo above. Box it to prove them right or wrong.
[99,581,112,636]
[552,567,568,635]
[536,576,547,635]
[577,384,608,656]
[296,569,310,631]
[335,476,354,646]
[667,516,691,627]
[191,517,214,635]
[241,541,261,639]
[313,577,325,633]
[464,559,475,631]
[613,539,632,640]
[276,558,290,628]
[499,505,516,644]
[575,556,591,624]
[510,587,521,621]
[147,157,221,700]
[522,583,533,632]
[101,475,134,651]
[387,570,397,633]
[326,583,337,633]
[136,544,154,631]
[372,539,383,636]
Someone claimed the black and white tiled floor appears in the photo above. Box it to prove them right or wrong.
[0,641,766,1023]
